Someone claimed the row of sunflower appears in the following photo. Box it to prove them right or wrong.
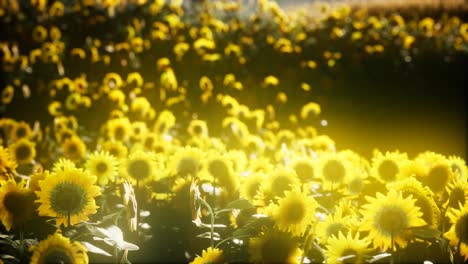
[0,0,467,263]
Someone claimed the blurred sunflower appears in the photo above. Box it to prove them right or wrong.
[240,172,266,203]
[448,156,468,180]
[191,247,225,264]
[9,138,36,164]
[0,146,17,177]
[203,154,238,195]
[371,151,407,183]
[249,230,302,264]
[30,232,89,264]
[168,146,205,177]
[266,188,319,237]
[1,85,14,105]
[153,110,176,135]
[290,156,315,183]
[315,152,353,188]
[444,177,468,210]
[387,177,440,228]
[36,165,101,227]
[421,159,455,194]
[85,151,118,186]
[130,121,148,143]
[61,136,86,162]
[325,232,372,264]
[360,190,426,251]
[444,204,468,260]
[52,158,76,173]
[29,170,49,192]
[9,121,32,141]
[106,117,132,142]
[101,140,128,160]
[188,120,209,138]
[120,150,157,186]
[256,168,300,206]
[316,212,352,244]
[0,178,34,231]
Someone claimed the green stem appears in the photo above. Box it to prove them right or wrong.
[19,225,24,256]
[199,198,215,248]
[68,210,71,227]
[312,241,327,264]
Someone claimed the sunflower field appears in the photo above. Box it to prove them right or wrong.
[0,0,468,263]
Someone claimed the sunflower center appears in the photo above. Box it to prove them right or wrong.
[455,213,468,244]
[424,165,450,192]
[283,200,305,223]
[326,222,347,238]
[294,162,314,182]
[16,127,27,138]
[50,182,87,215]
[177,157,198,176]
[208,160,229,180]
[114,126,126,141]
[348,177,364,193]
[43,248,73,264]
[108,147,120,158]
[96,162,109,174]
[4,191,32,220]
[66,144,78,155]
[192,125,203,135]
[15,144,32,161]
[144,137,155,149]
[128,159,151,180]
[323,160,345,183]
[378,160,399,182]
[377,207,408,235]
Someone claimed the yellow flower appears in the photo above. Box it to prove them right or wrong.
[130,121,148,143]
[9,138,36,164]
[36,165,101,227]
[240,172,266,203]
[49,1,65,17]
[1,85,14,105]
[0,178,34,231]
[9,121,32,142]
[300,102,321,120]
[106,117,132,142]
[188,120,209,138]
[316,212,352,244]
[360,190,426,251]
[387,177,440,228]
[32,25,48,43]
[168,146,205,177]
[267,188,319,237]
[325,232,372,264]
[101,140,128,160]
[444,176,468,210]
[315,152,354,187]
[120,150,158,185]
[263,75,279,87]
[444,204,468,260]
[256,168,300,206]
[371,151,408,183]
[61,136,86,162]
[85,151,118,186]
[191,247,225,264]
[30,232,89,264]
[290,156,316,183]
[249,230,302,264]
[153,110,176,135]
[0,146,17,178]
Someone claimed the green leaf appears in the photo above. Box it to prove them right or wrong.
[0,254,19,262]
[225,199,253,210]
[80,241,112,257]
[410,226,442,239]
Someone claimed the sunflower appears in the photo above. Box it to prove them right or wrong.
[0,178,34,231]
[191,247,225,264]
[61,136,86,162]
[188,120,209,138]
[387,177,440,228]
[360,190,426,251]
[0,146,17,178]
[29,170,49,192]
[106,117,132,142]
[300,102,321,120]
[240,172,266,203]
[444,204,468,260]
[9,138,36,164]
[325,232,372,264]
[101,140,128,160]
[315,152,354,188]
[203,154,238,193]
[153,110,176,135]
[448,156,468,180]
[370,151,407,183]
[316,212,352,244]
[1,85,14,105]
[444,176,468,210]
[290,156,316,183]
[249,230,302,264]
[266,188,319,237]
[130,121,148,143]
[36,165,101,227]
[421,158,455,194]
[52,158,76,173]
[168,146,205,177]
[120,150,158,186]
[30,232,89,264]
[255,168,300,206]
[85,151,118,186]
[9,121,32,142]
